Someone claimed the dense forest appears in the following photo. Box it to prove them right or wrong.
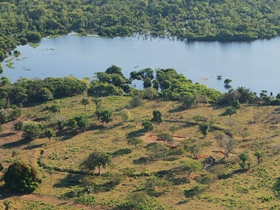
[1,0,280,60]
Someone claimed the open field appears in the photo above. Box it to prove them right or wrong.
[1,96,280,209]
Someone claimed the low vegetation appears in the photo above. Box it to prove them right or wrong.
[0,66,280,209]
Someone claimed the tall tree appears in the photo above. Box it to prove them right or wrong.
[254,151,263,165]
[80,151,112,175]
[151,110,162,125]
[80,97,89,113]
[45,128,55,142]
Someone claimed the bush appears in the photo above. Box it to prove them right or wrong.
[116,192,165,210]
[4,161,41,193]
[184,184,202,198]
[22,123,43,140]
[75,195,95,206]
[14,121,24,131]
[196,173,216,185]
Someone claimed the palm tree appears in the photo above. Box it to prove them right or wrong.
[45,129,55,143]
[254,151,263,165]
[92,97,102,109]
[81,98,89,113]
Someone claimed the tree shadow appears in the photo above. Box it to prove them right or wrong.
[53,173,85,188]
[1,138,30,148]
[55,129,80,141]
[126,129,144,139]
[133,157,148,165]
[0,132,17,138]
[168,107,185,113]
[23,143,45,150]
[177,199,191,205]
[112,148,132,157]
[218,169,247,179]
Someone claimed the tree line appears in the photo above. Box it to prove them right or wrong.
[1,0,280,66]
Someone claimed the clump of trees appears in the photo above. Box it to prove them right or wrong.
[3,161,41,193]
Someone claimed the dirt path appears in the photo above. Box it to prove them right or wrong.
[0,192,107,210]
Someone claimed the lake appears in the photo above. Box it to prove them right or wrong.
[2,34,280,95]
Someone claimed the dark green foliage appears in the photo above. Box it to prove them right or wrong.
[273,177,280,197]
[142,120,153,132]
[199,123,210,137]
[224,79,232,87]
[9,105,21,120]
[184,184,202,198]
[151,110,162,125]
[44,129,55,142]
[75,195,95,206]
[146,143,169,160]
[96,109,112,124]
[4,161,41,193]
[239,152,250,170]
[196,173,216,185]
[129,94,144,108]
[47,104,60,113]
[225,106,237,118]
[116,192,165,210]
[127,137,143,147]
[112,148,132,157]
[232,100,241,109]
[180,93,197,108]
[14,121,23,131]
[74,114,88,131]
[80,151,112,175]
[22,123,43,141]
[67,118,77,129]
[57,119,66,131]
[0,162,4,171]
[157,133,173,143]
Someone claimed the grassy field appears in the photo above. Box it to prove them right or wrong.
[1,95,280,209]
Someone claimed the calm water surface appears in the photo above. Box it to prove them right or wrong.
[2,34,280,94]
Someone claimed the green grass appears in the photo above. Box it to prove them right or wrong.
[29,42,40,48]
[5,61,14,68]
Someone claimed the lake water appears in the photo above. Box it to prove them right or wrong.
[2,34,280,95]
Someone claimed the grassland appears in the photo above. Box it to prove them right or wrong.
[1,95,280,209]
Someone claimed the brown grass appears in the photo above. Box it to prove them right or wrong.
[1,96,280,209]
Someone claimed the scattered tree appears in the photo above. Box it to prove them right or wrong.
[45,128,55,142]
[127,137,143,147]
[151,110,162,125]
[181,159,203,177]
[100,109,113,124]
[4,161,41,193]
[199,123,210,137]
[142,120,153,132]
[92,97,102,109]
[225,107,237,119]
[254,151,263,165]
[22,123,43,141]
[224,79,232,87]
[239,152,250,170]
[80,151,112,175]
[80,97,89,113]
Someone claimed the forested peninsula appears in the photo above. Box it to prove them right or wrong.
[1,0,280,61]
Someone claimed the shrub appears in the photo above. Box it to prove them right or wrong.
[4,161,41,193]
[22,123,43,140]
[14,121,24,130]
[75,195,95,206]
[184,184,202,198]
